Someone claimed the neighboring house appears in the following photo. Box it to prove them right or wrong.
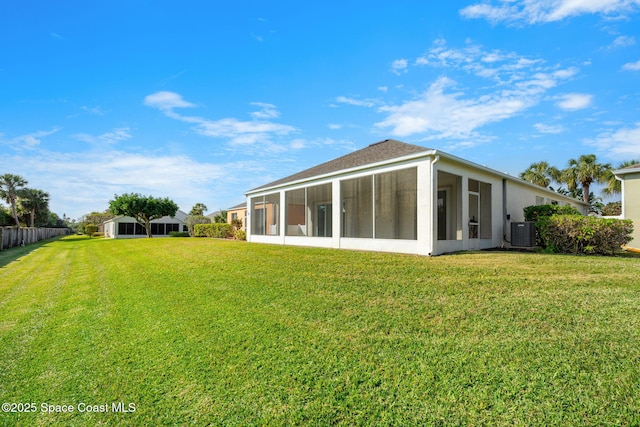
[245,139,588,256]
[614,163,640,250]
[227,202,247,231]
[103,210,188,239]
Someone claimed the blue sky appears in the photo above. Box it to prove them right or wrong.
[1,0,639,219]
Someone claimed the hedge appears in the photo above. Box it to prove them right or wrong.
[193,223,232,238]
[523,204,581,222]
[538,215,633,255]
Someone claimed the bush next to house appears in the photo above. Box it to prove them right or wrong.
[234,229,246,241]
[169,231,191,237]
[538,215,633,255]
[193,223,232,238]
[524,204,633,255]
[523,204,581,222]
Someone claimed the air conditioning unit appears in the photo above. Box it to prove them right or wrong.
[511,222,536,247]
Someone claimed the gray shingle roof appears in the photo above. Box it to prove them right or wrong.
[248,139,430,192]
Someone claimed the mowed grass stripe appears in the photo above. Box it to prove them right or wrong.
[0,236,639,426]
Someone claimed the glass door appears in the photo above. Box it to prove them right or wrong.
[316,203,332,237]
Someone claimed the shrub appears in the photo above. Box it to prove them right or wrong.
[193,223,232,238]
[602,202,622,217]
[538,215,633,255]
[85,224,98,238]
[524,204,582,247]
[524,204,580,222]
[169,231,190,237]
[234,229,246,241]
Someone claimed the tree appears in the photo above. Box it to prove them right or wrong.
[189,203,208,216]
[0,203,12,226]
[519,161,561,188]
[602,160,640,196]
[0,173,28,228]
[79,210,115,234]
[185,215,211,236]
[213,209,227,224]
[560,154,611,205]
[20,188,50,227]
[109,193,179,238]
[85,224,99,238]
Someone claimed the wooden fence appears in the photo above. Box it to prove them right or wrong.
[0,227,70,251]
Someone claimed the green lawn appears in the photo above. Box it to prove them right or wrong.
[1,236,639,426]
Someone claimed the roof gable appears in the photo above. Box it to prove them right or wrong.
[614,163,640,176]
[249,139,430,192]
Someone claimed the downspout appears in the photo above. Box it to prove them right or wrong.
[430,154,440,256]
[502,178,509,246]
[615,175,625,219]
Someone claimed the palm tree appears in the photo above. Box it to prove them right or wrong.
[0,173,28,228]
[20,188,50,227]
[189,203,208,216]
[561,154,610,204]
[519,161,561,188]
[602,159,640,196]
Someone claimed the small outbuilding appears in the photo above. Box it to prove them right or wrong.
[244,139,588,256]
[103,210,188,239]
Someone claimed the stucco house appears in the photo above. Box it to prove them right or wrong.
[614,163,640,250]
[244,139,588,256]
[227,202,247,231]
[103,210,188,238]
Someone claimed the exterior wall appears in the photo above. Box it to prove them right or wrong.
[227,206,247,231]
[503,180,587,244]
[432,158,504,255]
[622,173,640,249]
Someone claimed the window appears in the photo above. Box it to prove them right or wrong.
[375,168,417,239]
[341,168,417,240]
[285,183,333,237]
[151,223,165,235]
[341,176,373,238]
[437,171,463,241]
[286,188,306,236]
[251,193,280,236]
[468,179,492,240]
[308,183,332,237]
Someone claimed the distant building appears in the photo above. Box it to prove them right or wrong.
[227,202,247,231]
[614,163,640,250]
[245,139,588,256]
[103,210,188,238]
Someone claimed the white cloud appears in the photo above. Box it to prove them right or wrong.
[610,35,636,48]
[460,0,640,25]
[81,106,106,116]
[144,91,195,110]
[555,93,593,110]
[0,148,261,219]
[75,127,132,145]
[250,102,280,119]
[534,123,566,134]
[586,122,640,158]
[391,59,408,75]
[622,59,640,70]
[335,96,379,108]
[372,40,578,142]
[0,128,60,150]
[144,91,297,146]
[375,76,531,140]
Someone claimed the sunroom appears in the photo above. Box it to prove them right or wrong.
[245,139,587,256]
